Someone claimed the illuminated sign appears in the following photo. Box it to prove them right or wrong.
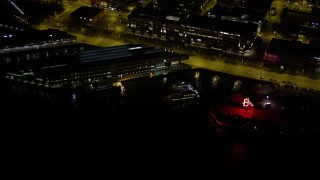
[242,98,253,107]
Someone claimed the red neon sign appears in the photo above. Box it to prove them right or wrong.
[242,98,253,107]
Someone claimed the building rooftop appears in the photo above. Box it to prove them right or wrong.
[0,28,76,49]
[266,38,307,67]
[70,6,104,19]
[78,44,187,65]
[266,38,306,55]
[217,0,272,13]
[183,14,258,37]
[129,8,182,23]
[145,0,205,15]
[129,8,258,37]
[208,5,266,23]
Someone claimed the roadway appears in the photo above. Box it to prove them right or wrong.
[185,55,320,91]
[34,0,320,92]
[27,21,320,92]
[63,29,320,91]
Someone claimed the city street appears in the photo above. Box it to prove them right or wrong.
[66,29,320,91]
[34,0,320,92]
[185,55,320,91]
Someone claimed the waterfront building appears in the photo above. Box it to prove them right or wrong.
[5,44,190,89]
[205,0,272,34]
[263,38,320,76]
[0,28,77,54]
[127,8,258,55]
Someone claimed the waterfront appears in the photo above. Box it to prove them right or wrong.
[2,68,320,177]
[1,0,320,177]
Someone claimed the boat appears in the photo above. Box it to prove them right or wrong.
[209,93,288,136]
[165,81,200,105]
[166,89,199,102]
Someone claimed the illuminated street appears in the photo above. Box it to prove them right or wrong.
[36,19,320,92]
[35,20,320,91]
[185,55,320,91]
[29,0,319,92]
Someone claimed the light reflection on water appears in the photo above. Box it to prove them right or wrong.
[2,69,320,176]
[230,141,248,167]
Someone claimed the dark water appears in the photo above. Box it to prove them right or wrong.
[2,69,319,177]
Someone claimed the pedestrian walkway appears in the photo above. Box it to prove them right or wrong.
[184,56,320,92]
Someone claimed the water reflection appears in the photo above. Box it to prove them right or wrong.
[2,68,320,175]
[230,141,248,167]
[212,75,220,88]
